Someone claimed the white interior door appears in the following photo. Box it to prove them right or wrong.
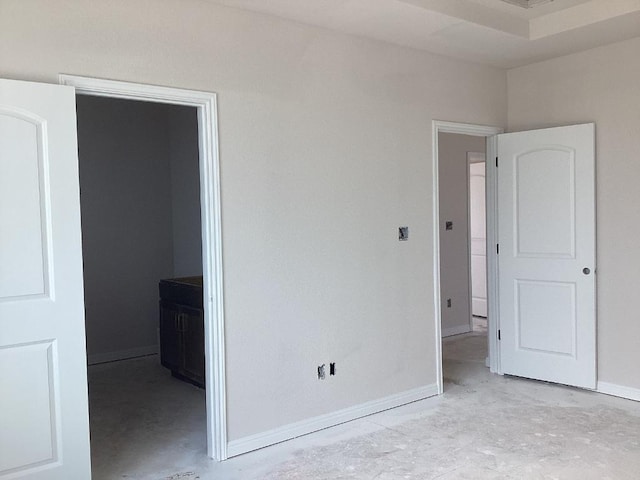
[497,123,596,389]
[468,156,487,318]
[0,79,91,478]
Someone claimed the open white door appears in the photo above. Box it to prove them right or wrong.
[469,156,487,318]
[497,123,596,389]
[0,79,91,478]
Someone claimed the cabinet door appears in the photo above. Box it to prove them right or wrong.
[180,305,205,387]
[159,300,181,372]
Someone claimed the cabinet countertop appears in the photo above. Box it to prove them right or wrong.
[159,276,203,309]
[159,276,203,288]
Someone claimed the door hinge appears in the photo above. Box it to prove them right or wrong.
[498,329,501,340]
[496,156,498,167]
[496,244,499,254]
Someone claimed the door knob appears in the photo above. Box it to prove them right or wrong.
[583,267,591,275]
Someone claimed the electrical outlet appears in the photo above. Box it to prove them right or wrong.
[447,298,452,308]
[445,221,453,231]
[399,226,409,241]
[317,364,326,380]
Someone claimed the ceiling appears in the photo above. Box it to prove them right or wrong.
[207,0,640,68]
[465,0,592,19]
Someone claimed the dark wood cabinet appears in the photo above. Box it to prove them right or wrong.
[159,277,205,388]
[159,301,181,373]
[178,304,205,385]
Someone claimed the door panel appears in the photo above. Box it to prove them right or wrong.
[0,110,50,299]
[0,341,58,473]
[497,123,595,389]
[516,280,575,356]
[514,148,575,258]
[0,79,91,479]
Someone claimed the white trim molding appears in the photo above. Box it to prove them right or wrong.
[432,121,504,395]
[227,384,438,458]
[485,134,500,375]
[597,382,640,402]
[58,74,227,461]
[88,345,158,365]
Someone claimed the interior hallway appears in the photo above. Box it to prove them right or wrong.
[89,332,640,479]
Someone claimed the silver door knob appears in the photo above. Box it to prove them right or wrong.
[583,268,591,275]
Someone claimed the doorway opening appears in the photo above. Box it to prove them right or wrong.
[76,95,208,477]
[432,121,503,394]
[59,75,227,467]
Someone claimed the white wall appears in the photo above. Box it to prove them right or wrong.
[507,36,640,393]
[0,0,507,443]
[77,96,201,361]
[168,107,203,277]
[77,96,175,361]
[438,133,486,337]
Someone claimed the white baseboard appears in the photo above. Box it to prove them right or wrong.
[442,324,472,338]
[597,381,640,402]
[88,344,158,365]
[226,383,439,458]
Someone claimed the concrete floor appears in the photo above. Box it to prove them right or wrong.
[88,332,640,479]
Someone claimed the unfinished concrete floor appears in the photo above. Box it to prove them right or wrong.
[88,332,640,479]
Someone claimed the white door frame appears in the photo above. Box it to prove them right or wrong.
[58,75,227,461]
[433,120,503,394]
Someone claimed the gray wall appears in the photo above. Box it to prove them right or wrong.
[438,133,486,337]
[77,96,201,362]
[169,107,203,277]
[508,36,640,393]
[0,0,507,443]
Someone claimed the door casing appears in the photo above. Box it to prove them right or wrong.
[59,75,227,461]
[432,120,503,394]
